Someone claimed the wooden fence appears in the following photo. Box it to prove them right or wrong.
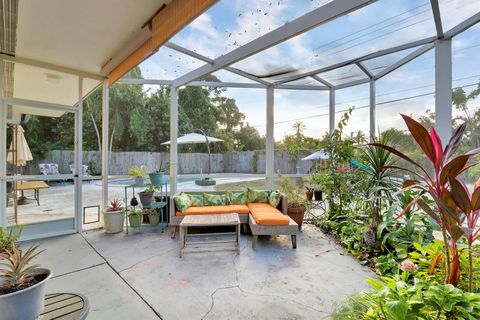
[23,150,314,175]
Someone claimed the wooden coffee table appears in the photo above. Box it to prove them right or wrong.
[179,213,240,257]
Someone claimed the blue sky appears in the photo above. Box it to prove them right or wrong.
[139,0,480,141]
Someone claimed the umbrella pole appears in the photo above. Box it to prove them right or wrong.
[12,124,18,224]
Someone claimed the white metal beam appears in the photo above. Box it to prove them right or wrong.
[374,43,434,80]
[355,62,373,78]
[369,80,376,141]
[117,78,172,85]
[277,36,436,85]
[275,84,328,91]
[74,77,83,232]
[190,81,265,89]
[1,97,79,112]
[310,75,333,88]
[430,0,444,39]
[165,42,271,85]
[0,53,103,80]
[173,0,376,87]
[333,78,370,90]
[169,86,179,196]
[444,12,480,39]
[329,88,335,134]
[101,80,109,211]
[118,78,326,90]
[434,39,452,144]
[265,86,275,189]
[0,99,6,227]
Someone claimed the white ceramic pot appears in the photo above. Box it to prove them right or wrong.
[0,268,52,320]
[103,209,125,233]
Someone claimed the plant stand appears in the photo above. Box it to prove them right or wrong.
[124,182,168,234]
[304,199,327,223]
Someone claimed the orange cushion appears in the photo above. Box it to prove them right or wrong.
[247,203,290,225]
[176,205,250,216]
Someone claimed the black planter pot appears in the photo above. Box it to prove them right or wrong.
[314,190,323,201]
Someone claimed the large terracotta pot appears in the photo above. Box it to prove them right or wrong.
[287,206,306,228]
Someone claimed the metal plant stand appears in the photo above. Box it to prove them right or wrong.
[124,181,168,234]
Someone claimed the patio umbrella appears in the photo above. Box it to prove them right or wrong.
[302,151,329,161]
[161,131,223,185]
[7,124,33,166]
[160,132,223,145]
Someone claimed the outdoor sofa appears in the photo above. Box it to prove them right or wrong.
[171,189,298,248]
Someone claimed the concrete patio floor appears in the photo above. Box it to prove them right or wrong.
[26,225,374,320]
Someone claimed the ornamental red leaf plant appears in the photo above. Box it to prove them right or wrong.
[371,114,480,287]
[449,177,480,291]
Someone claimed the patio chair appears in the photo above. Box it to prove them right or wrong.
[69,164,89,176]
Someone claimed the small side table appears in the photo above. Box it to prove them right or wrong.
[179,213,240,257]
[39,293,89,319]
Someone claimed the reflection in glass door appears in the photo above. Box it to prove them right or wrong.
[2,102,80,239]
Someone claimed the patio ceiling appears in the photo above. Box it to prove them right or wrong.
[1,0,217,122]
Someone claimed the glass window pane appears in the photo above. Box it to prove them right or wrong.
[317,65,367,86]
[171,0,330,59]
[438,0,480,32]
[231,0,435,83]
[137,47,205,80]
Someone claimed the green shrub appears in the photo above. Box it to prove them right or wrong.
[331,277,480,319]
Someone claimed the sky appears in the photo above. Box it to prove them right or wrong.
[138,0,480,141]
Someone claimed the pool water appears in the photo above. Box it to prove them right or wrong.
[108,177,195,186]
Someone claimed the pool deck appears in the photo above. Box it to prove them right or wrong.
[6,174,267,226]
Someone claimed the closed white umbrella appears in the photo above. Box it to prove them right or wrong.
[161,132,223,145]
[7,125,33,166]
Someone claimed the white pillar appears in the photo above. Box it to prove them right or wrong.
[265,86,275,189]
[369,80,376,141]
[0,99,6,227]
[329,88,335,134]
[169,86,178,196]
[435,39,452,145]
[74,77,83,231]
[101,79,109,210]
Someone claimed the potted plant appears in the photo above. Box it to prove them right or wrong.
[309,172,323,201]
[0,244,52,320]
[149,160,169,187]
[128,209,142,228]
[147,209,161,226]
[138,185,157,207]
[128,166,148,186]
[305,186,314,201]
[102,198,124,234]
[280,176,309,228]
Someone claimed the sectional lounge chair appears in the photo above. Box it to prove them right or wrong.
[170,190,298,248]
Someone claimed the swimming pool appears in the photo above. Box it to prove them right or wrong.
[107,177,195,186]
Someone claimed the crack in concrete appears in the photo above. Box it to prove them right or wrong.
[202,250,329,319]
[201,285,240,320]
[117,247,177,273]
[51,262,106,279]
[80,233,164,320]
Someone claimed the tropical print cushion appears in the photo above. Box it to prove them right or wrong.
[246,188,271,203]
[188,194,204,206]
[269,191,281,208]
[227,191,247,205]
[174,192,191,213]
[203,193,228,206]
